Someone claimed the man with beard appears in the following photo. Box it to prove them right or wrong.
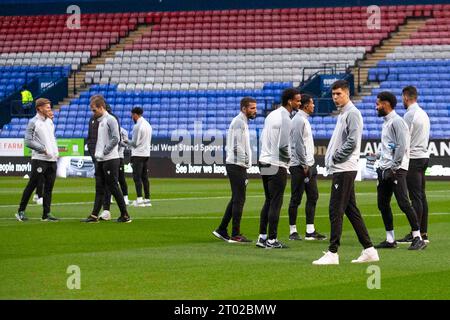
[373,91,426,250]
[212,97,257,243]
[399,86,431,244]
[128,107,152,207]
[256,88,300,249]
[288,93,326,241]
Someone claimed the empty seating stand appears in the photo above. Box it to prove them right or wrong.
[0,65,70,100]
[0,12,144,69]
[2,4,450,140]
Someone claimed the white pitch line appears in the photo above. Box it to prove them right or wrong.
[0,190,448,208]
[0,195,265,208]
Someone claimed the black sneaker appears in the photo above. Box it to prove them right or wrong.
[256,236,267,248]
[374,240,398,249]
[422,234,429,244]
[229,234,252,243]
[289,232,302,241]
[305,231,327,241]
[212,229,231,242]
[15,211,28,222]
[117,215,132,223]
[396,232,413,243]
[81,215,99,223]
[41,214,59,222]
[408,237,427,250]
[265,239,288,249]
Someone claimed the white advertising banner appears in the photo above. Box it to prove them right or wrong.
[0,138,24,156]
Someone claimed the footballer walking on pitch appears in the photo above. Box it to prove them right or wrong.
[82,95,131,223]
[128,107,152,207]
[372,91,427,250]
[313,80,379,265]
[87,103,113,216]
[16,98,59,222]
[288,93,326,241]
[400,86,431,244]
[256,88,300,249]
[212,97,257,243]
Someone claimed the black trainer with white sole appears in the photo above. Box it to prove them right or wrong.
[408,237,427,250]
[81,215,99,223]
[212,229,231,242]
[374,240,398,249]
[305,231,327,241]
[15,211,28,222]
[41,214,59,222]
[255,237,267,248]
[265,239,288,249]
[396,232,413,243]
[117,216,132,223]
[289,232,302,240]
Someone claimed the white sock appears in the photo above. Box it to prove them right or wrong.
[267,238,276,244]
[259,234,267,240]
[386,230,395,243]
[412,230,422,240]
[137,197,143,202]
[289,225,297,235]
[124,195,129,202]
[306,224,315,234]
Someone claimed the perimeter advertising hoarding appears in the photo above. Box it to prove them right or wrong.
[0,157,32,176]
[0,138,84,157]
[0,138,88,176]
[147,138,450,179]
[1,138,449,178]
[24,138,84,157]
[0,138,24,157]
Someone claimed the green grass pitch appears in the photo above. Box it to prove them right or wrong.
[0,177,449,299]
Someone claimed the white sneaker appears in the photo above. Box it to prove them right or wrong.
[144,199,152,207]
[32,194,39,202]
[36,198,43,205]
[133,198,146,207]
[99,210,111,221]
[351,247,380,263]
[312,251,339,265]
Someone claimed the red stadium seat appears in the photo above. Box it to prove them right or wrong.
[0,6,443,56]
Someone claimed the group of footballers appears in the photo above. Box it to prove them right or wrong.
[15,95,152,223]
[12,79,430,265]
[213,80,430,265]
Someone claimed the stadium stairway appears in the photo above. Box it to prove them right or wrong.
[352,18,428,102]
[55,24,153,109]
